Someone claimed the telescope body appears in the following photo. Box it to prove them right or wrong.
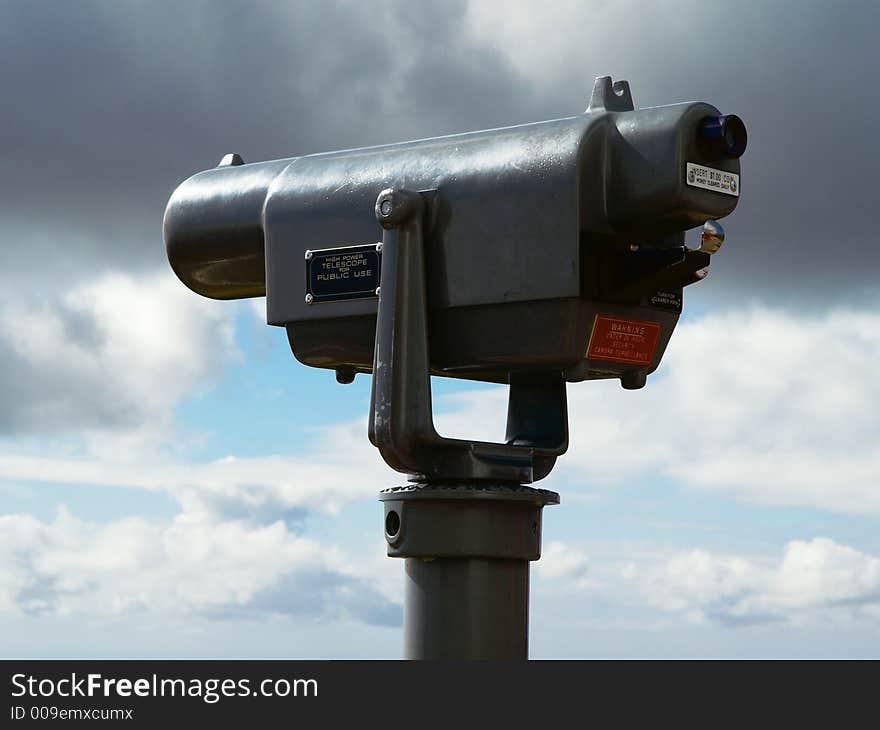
[165,80,742,386]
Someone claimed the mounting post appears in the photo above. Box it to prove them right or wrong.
[380,483,558,660]
[371,188,562,659]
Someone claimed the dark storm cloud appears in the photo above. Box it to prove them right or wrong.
[501,0,880,307]
[2,0,876,296]
[0,0,539,277]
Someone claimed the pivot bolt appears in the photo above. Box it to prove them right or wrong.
[374,188,423,228]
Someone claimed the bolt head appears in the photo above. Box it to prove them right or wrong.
[375,188,423,227]
[304,250,313,260]
[305,293,314,304]
[375,242,383,253]
[374,287,381,297]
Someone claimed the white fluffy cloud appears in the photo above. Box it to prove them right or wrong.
[2,291,880,637]
[3,303,879,524]
[625,538,880,627]
[0,506,400,626]
[0,418,391,519]
[537,541,591,585]
[0,268,404,627]
[0,270,236,438]
[4,271,878,518]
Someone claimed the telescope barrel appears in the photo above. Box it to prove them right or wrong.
[162,79,744,390]
[163,157,294,299]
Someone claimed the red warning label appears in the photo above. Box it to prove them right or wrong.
[586,315,662,366]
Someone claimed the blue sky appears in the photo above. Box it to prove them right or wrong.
[1,0,880,658]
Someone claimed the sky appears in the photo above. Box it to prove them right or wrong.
[1,0,879,658]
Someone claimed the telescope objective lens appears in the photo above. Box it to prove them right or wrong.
[698,114,747,159]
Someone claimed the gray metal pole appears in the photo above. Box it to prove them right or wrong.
[404,557,529,660]
[380,482,558,660]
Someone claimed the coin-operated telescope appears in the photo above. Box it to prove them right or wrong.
[165,76,745,659]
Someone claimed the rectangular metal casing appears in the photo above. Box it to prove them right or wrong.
[260,101,739,385]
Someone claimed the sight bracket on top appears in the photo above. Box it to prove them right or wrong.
[587,75,635,112]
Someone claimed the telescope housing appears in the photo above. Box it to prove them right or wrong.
[165,77,744,388]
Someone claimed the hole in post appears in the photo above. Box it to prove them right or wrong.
[385,510,401,538]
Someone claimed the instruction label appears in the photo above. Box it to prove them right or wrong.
[647,289,682,313]
[686,162,739,196]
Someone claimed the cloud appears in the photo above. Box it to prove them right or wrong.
[3,0,877,306]
[625,538,880,627]
[2,296,879,519]
[0,270,236,438]
[435,304,880,516]
[2,302,878,518]
[0,0,535,280]
[3,300,880,637]
[537,541,591,587]
[0,506,400,626]
[465,0,880,305]
[0,265,383,522]
[0,417,394,521]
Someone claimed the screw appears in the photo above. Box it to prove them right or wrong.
[375,287,381,296]
[304,250,313,260]
[375,242,383,253]
[305,293,314,304]
[379,199,393,216]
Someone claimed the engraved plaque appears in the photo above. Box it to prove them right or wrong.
[306,244,381,303]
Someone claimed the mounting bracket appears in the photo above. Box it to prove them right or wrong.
[369,188,569,484]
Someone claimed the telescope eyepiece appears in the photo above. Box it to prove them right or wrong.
[699,114,747,159]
